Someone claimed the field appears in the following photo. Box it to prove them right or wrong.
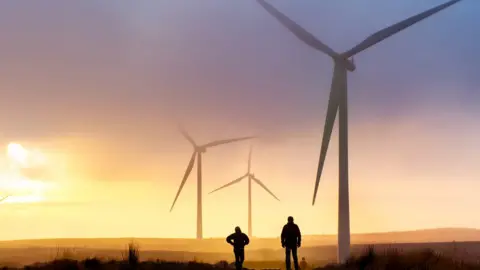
[2,229,480,268]
[4,244,480,270]
[1,241,480,268]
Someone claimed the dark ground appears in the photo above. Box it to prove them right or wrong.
[2,241,480,267]
[1,242,480,269]
[11,246,480,270]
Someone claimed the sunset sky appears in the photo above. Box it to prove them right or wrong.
[0,0,479,240]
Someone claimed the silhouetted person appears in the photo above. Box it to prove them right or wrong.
[226,226,250,270]
[281,216,301,270]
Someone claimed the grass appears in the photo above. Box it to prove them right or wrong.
[7,244,480,270]
[321,245,480,270]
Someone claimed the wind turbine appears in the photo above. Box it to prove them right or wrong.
[170,128,255,239]
[209,146,279,237]
[257,0,463,263]
[0,195,9,203]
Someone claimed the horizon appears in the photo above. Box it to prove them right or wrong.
[0,0,479,241]
[1,227,480,242]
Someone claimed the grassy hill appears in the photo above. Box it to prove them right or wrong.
[1,228,480,267]
[2,228,479,251]
[8,245,480,270]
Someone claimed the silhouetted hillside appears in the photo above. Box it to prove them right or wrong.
[7,246,480,270]
[2,228,480,267]
[1,228,479,251]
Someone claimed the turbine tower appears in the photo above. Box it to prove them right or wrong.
[209,146,279,237]
[170,127,254,239]
[257,0,463,263]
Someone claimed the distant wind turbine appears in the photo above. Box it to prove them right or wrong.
[257,0,463,263]
[170,127,255,239]
[209,146,279,237]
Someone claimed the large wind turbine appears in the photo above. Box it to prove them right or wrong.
[209,147,279,237]
[170,128,254,239]
[257,0,463,263]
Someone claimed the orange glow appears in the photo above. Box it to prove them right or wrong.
[0,108,479,241]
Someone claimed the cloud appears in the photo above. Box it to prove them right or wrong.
[0,0,478,183]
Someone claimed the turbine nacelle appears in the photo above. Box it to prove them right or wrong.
[335,56,356,72]
[196,146,207,153]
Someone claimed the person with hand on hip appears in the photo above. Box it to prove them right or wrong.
[226,226,250,270]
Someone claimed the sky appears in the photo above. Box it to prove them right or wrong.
[0,0,479,240]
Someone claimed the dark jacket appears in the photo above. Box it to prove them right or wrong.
[226,232,250,250]
[281,223,301,248]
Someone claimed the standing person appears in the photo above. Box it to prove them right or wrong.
[226,226,250,270]
[300,257,308,270]
[281,216,301,270]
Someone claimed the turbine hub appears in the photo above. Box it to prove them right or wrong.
[336,55,356,72]
[196,147,207,153]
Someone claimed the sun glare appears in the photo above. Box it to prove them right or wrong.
[0,143,53,204]
[7,143,28,166]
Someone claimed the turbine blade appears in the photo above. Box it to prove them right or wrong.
[203,136,255,148]
[170,151,196,212]
[312,64,345,205]
[257,0,339,59]
[0,195,9,203]
[252,176,280,201]
[343,0,462,58]
[178,126,197,147]
[209,174,248,194]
